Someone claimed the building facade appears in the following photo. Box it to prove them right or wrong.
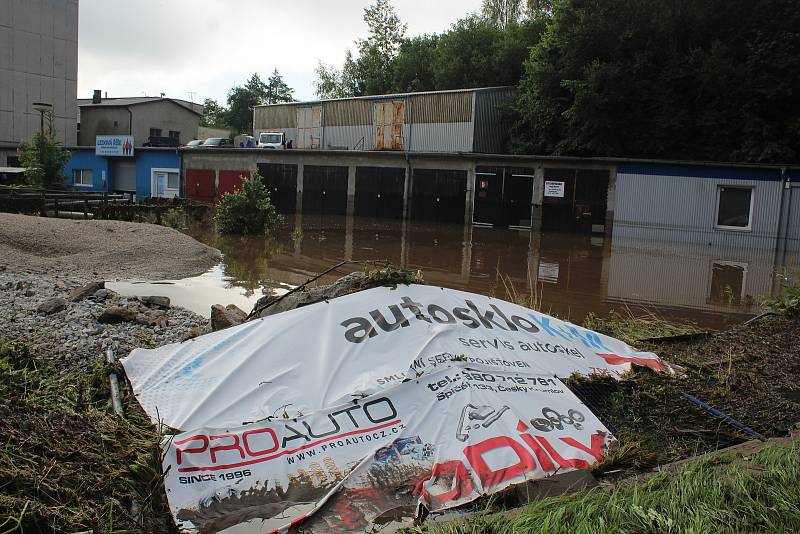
[252,87,516,153]
[78,95,203,147]
[64,147,181,200]
[0,0,79,166]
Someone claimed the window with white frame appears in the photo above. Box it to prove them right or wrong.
[716,186,753,229]
[167,172,179,190]
[73,169,93,187]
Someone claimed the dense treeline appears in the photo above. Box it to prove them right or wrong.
[513,0,800,162]
[318,0,799,163]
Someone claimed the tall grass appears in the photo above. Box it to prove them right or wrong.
[409,440,800,534]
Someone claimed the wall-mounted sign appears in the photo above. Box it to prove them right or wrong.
[544,181,565,198]
[96,135,134,157]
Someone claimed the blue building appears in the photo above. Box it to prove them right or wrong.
[64,147,181,200]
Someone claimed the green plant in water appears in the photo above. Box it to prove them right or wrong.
[761,268,800,313]
[291,226,304,245]
[214,170,283,235]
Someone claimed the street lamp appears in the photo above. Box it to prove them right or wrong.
[32,102,53,133]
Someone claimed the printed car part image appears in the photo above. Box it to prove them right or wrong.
[531,408,586,432]
[456,404,510,441]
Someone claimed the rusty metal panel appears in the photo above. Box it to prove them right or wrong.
[410,91,472,124]
[253,104,296,132]
[374,100,404,151]
[323,99,371,127]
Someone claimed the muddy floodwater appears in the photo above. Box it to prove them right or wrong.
[112,215,792,330]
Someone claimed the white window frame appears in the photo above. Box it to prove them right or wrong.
[151,167,180,198]
[714,185,754,232]
[73,169,93,187]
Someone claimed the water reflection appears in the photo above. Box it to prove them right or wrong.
[175,215,788,329]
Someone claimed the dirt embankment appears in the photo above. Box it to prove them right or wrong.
[0,213,221,280]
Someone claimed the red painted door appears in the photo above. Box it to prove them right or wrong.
[186,169,215,204]
[218,170,250,199]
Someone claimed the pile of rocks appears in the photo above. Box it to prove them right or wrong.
[1,272,209,367]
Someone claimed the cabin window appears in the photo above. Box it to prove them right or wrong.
[73,169,93,187]
[715,186,752,230]
[150,128,162,137]
[167,172,179,189]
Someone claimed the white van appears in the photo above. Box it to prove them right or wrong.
[258,132,286,149]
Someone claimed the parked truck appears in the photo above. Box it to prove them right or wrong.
[258,131,287,149]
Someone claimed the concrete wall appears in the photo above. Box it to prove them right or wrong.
[0,0,78,149]
[79,101,201,147]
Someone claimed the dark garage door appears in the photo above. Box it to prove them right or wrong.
[302,165,348,216]
[355,166,405,219]
[411,169,466,224]
[257,163,297,214]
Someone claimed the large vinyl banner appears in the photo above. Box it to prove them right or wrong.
[123,284,667,430]
[163,365,612,533]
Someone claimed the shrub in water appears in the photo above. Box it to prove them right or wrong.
[214,171,283,235]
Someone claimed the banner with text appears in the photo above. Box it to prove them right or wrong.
[163,364,612,533]
[123,285,668,430]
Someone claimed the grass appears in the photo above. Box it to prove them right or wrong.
[583,307,702,345]
[761,268,800,313]
[0,338,174,533]
[407,439,800,534]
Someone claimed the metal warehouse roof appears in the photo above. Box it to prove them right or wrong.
[253,86,516,109]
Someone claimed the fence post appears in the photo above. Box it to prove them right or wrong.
[54,196,59,218]
[40,191,46,217]
[83,197,88,220]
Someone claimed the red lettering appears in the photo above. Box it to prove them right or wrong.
[560,433,606,462]
[174,434,209,465]
[464,436,537,489]
[209,433,244,463]
[421,460,475,508]
[242,427,279,456]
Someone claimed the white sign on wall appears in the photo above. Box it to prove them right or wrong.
[544,181,565,198]
[96,135,134,157]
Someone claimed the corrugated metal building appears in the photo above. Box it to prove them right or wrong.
[252,87,516,153]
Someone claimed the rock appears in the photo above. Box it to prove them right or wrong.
[93,288,113,300]
[210,304,247,331]
[15,281,28,290]
[37,297,67,314]
[98,306,138,324]
[182,325,209,341]
[68,281,105,302]
[141,295,171,308]
[24,289,35,297]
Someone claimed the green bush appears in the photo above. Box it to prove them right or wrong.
[761,268,800,313]
[17,129,71,189]
[214,171,283,235]
[162,207,187,230]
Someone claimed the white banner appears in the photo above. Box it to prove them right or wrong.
[162,364,612,533]
[123,285,667,430]
[95,135,134,156]
[544,181,565,197]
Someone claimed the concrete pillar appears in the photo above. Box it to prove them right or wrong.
[605,166,617,237]
[460,223,473,284]
[344,213,354,261]
[400,219,409,267]
[346,165,356,217]
[532,165,545,232]
[295,163,304,214]
[464,164,476,224]
[402,163,412,220]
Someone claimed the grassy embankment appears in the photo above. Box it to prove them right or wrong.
[0,339,174,533]
[408,438,800,534]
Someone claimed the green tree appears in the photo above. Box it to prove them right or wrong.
[226,73,268,134]
[314,0,406,98]
[17,115,70,189]
[265,69,295,104]
[214,171,282,235]
[200,98,228,128]
[481,0,523,29]
[392,34,439,92]
[512,0,800,162]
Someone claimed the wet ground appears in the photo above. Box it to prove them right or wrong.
[111,215,791,330]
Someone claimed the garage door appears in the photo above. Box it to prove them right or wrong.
[112,160,136,192]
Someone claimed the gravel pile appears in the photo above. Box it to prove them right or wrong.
[0,271,209,368]
[0,213,221,279]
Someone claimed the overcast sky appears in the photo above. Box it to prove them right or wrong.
[78,0,483,104]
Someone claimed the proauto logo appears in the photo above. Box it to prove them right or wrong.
[339,295,612,352]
